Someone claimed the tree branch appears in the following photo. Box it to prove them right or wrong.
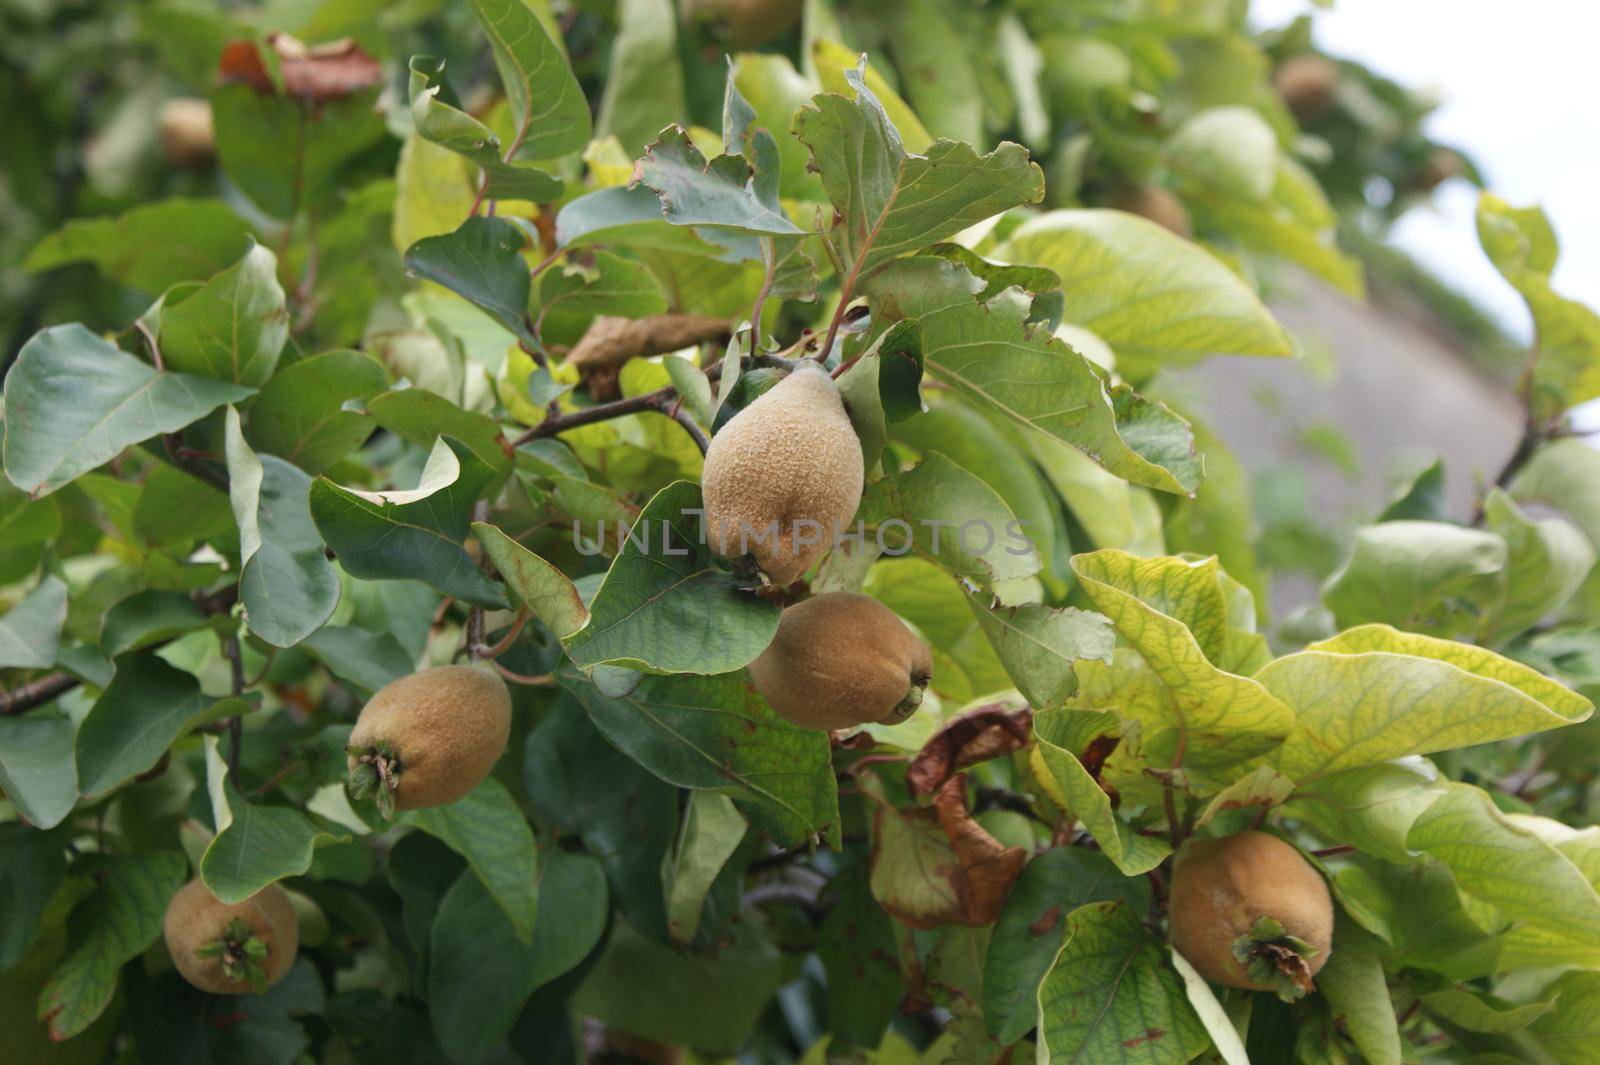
[1,584,238,716]
[1471,422,1548,526]
[511,385,676,445]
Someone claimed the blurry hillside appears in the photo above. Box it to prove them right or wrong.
[1173,245,1525,610]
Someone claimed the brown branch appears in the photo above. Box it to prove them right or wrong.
[224,634,245,776]
[668,405,710,455]
[1,584,238,716]
[489,660,554,686]
[1471,422,1547,526]
[511,386,676,445]
[474,608,529,660]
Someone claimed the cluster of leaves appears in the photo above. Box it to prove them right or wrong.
[3,1,1600,1064]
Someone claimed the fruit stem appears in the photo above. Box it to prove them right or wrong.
[347,741,400,820]
[197,918,271,994]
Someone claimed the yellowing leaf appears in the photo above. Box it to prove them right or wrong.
[1259,624,1592,782]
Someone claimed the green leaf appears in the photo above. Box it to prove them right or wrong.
[811,41,933,153]
[1283,761,1445,866]
[883,0,982,145]
[1258,625,1593,782]
[472,522,587,638]
[200,736,332,903]
[663,791,746,945]
[465,0,591,162]
[525,704,676,941]
[0,574,68,669]
[794,60,1043,283]
[246,349,388,474]
[995,209,1295,380]
[559,669,838,847]
[225,408,340,648]
[24,198,252,293]
[364,389,513,482]
[1315,918,1401,1065]
[859,452,1042,587]
[1511,437,1600,619]
[37,852,186,1040]
[156,243,288,387]
[967,595,1114,711]
[983,847,1152,1045]
[1320,520,1507,639]
[427,868,543,1065]
[1034,901,1208,1064]
[533,250,669,343]
[0,824,68,972]
[404,216,532,342]
[408,56,563,204]
[0,714,78,829]
[1191,188,1365,299]
[1529,971,1600,1061]
[1477,194,1600,417]
[731,53,824,200]
[2,324,253,498]
[563,481,779,674]
[1032,709,1170,876]
[866,258,1202,495]
[594,0,687,156]
[818,870,902,1047]
[573,918,781,1056]
[892,402,1060,573]
[75,654,214,801]
[634,126,803,237]
[1482,488,1596,642]
[1409,784,1600,967]
[301,625,414,692]
[1168,106,1277,201]
[404,776,538,942]
[98,589,207,656]
[130,465,236,550]
[1420,987,1554,1034]
[309,436,507,608]
[1071,551,1293,789]
[527,849,608,989]
[1169,950,1250,1065]
[211,84,386,219]
[555,185,746,257]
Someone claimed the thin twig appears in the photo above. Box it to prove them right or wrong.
[1471,421,1547,526]
[474,608,530,659]
[512,386,675,445]
[465,501,491,659]
[668,405,710,454]
[225,634,245,778]
[490,661,554,686]
[250,760,301,797]
[1163,783,1185,849]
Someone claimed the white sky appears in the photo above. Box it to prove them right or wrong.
[1252,0,1600,342]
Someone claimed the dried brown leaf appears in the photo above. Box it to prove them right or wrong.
[219,34,382,102]
[906,702,1033,798]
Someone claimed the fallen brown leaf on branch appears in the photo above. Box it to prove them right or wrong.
[220,33,383,101]
[906,701,1034,798]
[567,314,731,398]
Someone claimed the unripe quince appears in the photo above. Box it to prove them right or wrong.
[346,664,511,817]
[1168,831,1333,1001]
[163,878,298,995]
[749,591,932,731]
[701,364,863,587]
